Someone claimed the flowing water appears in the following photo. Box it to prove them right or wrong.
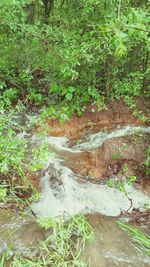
[1,125,150,266]
[0,211,45,257]
[32,125,150,218]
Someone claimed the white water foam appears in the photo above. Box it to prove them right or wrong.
[45,126,150,153]
[32,160,150,218]
[31,125,150,218]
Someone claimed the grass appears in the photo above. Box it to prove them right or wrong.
[117,221,150,256]
[0,215,94,267]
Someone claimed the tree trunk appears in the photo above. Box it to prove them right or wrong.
[43,0,54,24]
[142,51,149,93]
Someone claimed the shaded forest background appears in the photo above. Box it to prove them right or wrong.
[0,0,149,120]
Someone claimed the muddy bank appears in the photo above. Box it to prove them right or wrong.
[120,209,150,232]
[44,98,150,140]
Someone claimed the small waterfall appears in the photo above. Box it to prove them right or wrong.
[31,126,150,218]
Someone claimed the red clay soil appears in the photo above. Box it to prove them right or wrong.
[44,98,150,140]
[26,172,41,192]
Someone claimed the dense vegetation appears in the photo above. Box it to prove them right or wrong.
[0,0,149,120]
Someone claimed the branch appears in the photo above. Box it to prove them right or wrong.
[117,0,122,21]
[86,23,149,33]
[123,24,150,33]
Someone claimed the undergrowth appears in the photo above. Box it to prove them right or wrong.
[0,104,45,210]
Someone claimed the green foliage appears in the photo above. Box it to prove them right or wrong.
[132,110,149,123]
[0,130,26,175]
[1,88,19,105]
[28,191,41,202]
[117,181,125,193]
[0,106,39,204]
[124,96,149,123]
[37,217,55,230]
[0,0,149,116]
[27,90,44,106]
[124,96,137,109]
[122,163,129,172]
[29,142,56,171]
[111,152,120,160]
[0,108,27,177]
[0,188,7,202]
[107,175,137,193]
[8,215,94,267]
[107,178,115,188]
[127,175,137,185]
[117,221,150,256]
[110,75,142,100]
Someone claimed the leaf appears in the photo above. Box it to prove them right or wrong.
[0,162,9,174]
[59,113,69,123]
[115,44,127,57]
[128,176,136,185]
[107,178,115,188]
[65,92,73,101]
[118,181,125,192]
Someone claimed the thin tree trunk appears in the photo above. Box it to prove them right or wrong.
[43,0,54,24]
[142,51,149,92]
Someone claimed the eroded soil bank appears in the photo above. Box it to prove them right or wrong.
[45,98,150,139]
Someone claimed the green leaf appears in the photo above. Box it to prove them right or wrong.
[128,176,137,185]
[107,178,115,188]
[118,181,125,192]
[115,44,127,57]
[0,162,9,174]
[65,92,73,101]
[59,113,69,123]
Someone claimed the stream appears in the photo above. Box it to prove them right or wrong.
[0,124,150,266]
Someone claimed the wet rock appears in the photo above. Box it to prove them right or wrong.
[62,134,149,182]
